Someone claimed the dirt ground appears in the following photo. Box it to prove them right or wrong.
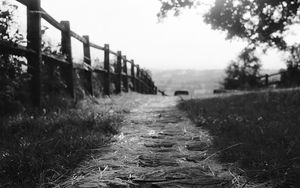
[58,95,233,188]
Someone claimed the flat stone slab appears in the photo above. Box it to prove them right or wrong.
[185,142,208,151]
[141,135,165,139]
[144,141,175,148]
[138,155,179,167]
[158,132,177,136]
[185,153,208,162]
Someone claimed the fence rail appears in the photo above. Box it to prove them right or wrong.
[1,0,158,106]
[258,72,282,87]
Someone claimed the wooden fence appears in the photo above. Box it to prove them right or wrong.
[0,0,158,106]
[258,72,282,87]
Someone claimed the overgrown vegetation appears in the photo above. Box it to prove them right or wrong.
[178,90,300,187]
[0,101,123,187]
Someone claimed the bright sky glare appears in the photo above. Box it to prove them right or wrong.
[37,0,290,70]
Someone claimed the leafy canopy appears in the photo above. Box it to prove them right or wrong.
[158,0,300,50]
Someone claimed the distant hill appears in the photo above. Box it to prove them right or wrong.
[151,69,225,96]
[151,69,280,96]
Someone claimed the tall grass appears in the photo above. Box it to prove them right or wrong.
[178,90,300,187]
[0,104,122,187]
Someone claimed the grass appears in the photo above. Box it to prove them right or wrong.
[178,89,300,187]
[0,97,124,188]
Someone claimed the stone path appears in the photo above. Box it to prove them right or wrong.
[60,96,233,188]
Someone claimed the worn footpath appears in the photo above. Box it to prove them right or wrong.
[59,96,233,188]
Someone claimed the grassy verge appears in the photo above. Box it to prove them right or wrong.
[0,97,124,187]
[178,89,300,187]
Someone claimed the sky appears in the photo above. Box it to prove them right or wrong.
[14,0,296,71]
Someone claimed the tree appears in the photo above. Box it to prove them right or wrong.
[0,0,66,114]
[158,0,300,50]
[157,0,194,18]
[280,44,300,86]
[0,0,28,114]
[0,0,23,42]
[223,47,262,89]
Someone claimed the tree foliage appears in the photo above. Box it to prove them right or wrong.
[0,0,23,42]
[223,47,262,89]
[0,0,66,114]
[157,0,194,18]
[0,1,28,114]
[158,0,300,50]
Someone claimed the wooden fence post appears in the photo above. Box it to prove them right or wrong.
[144,73,148,94]
[104,44,110,95]
[149,79,153,94]
[152,81,155,94]
[136,65,141,93]
[83,35,93,95]
[116,51,122,94]
[148,77,152,94]
[131,60,135,91]
[146,75,150,94]
[122,56,129,92]
[27,0,42,106]
[265,74,269,86]
[140,70,145,94]
[146,73,151,94]
[143,71,147,94]
[154,86,157,95]
[141,68,144,94]
[61,21,74,98]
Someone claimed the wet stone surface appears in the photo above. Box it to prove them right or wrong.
[60,96,232,188]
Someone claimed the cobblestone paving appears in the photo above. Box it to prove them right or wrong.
[60,96,233,188]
